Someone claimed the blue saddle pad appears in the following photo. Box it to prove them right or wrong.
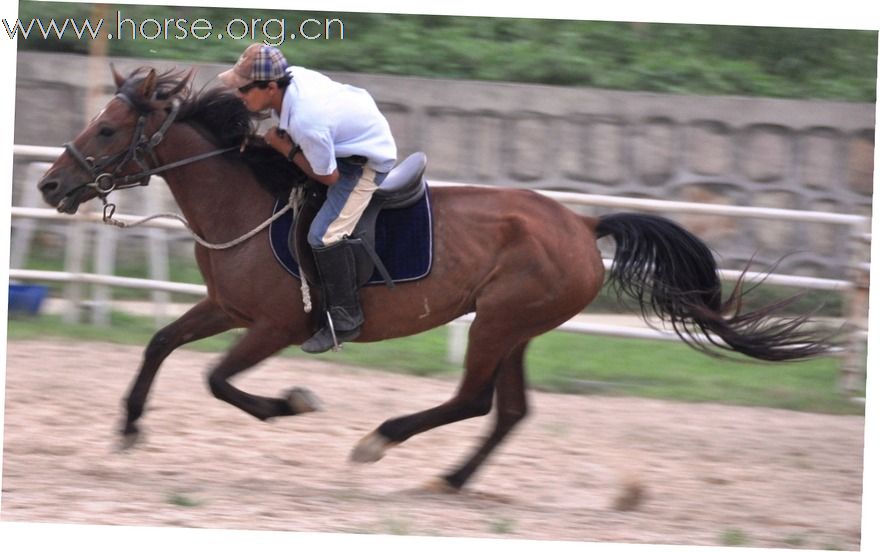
[269,186,434,285]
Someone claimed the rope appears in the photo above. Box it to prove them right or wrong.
[103,187,296,250]
[300,270,313,313]
[103,186,314,312]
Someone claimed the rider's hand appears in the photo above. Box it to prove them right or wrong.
[264,126,293,154]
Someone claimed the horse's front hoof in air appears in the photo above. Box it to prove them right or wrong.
[285,387,322,414]
[350,430,394,463]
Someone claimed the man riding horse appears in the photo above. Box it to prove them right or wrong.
[219,43,398,353]
[37,61,835,491]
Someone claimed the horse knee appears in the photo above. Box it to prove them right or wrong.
[477,395,494,416]
[144,330,173,360]
[492,405,527,437]
[462,390,494,418]
[207,371,228,399]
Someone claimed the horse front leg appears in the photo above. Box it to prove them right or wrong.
[121,298,237,448]
[206,323,320,421]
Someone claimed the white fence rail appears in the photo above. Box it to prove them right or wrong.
[9,268,207,296]
[10,145,871,394]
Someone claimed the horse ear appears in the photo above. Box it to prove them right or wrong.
[138,69,158,99]
[167,68,195,97]
[110,63,125,89]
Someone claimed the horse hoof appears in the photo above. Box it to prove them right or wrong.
[286,387,321,414]
[118,428,141,451]
[421,477,460,494]
[350,431,393,463]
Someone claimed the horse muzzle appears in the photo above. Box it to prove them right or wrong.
[38,173,95,214]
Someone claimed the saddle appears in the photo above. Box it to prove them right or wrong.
[289,152,429,289]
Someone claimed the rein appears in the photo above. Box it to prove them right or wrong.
[103,187,302,251]
[66,92,284,250]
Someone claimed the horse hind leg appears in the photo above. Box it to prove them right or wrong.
[122,298,237,448]
[438,340,529,491]
[350,363,496,464]
[350,317,523,481]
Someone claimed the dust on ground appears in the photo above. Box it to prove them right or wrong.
[1,340,865,549]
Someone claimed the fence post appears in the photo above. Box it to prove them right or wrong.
[62,214,88,324]
[145,181,171,327]
[840,220,871,396]
[91,218,118,326]
[11,163,51,270]
[447,318,469,364]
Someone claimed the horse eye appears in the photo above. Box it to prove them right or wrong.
[98,126,115,137]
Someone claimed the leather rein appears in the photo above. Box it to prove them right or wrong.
[63,93,236,220]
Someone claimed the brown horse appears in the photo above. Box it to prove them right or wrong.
[37,67,832,491]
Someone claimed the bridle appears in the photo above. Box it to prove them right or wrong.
[59,86,312,309]
[56,84,308,303]
[62,92,236,217]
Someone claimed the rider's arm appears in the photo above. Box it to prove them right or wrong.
[287,144,340,186]
[266,126,340,186]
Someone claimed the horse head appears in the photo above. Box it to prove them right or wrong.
[38,66,193,214]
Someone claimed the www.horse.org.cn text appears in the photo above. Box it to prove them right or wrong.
[3,12,345,46]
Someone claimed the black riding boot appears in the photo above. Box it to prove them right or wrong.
[301,240,365,354]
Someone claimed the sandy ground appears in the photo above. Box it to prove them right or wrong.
[1,340,865,549]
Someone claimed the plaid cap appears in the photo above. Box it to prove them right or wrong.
[219,43,288,89]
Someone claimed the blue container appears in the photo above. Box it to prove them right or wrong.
[8,284,49,315]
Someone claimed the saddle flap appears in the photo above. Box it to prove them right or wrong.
[273,184,433,288]
[375,152,427,209]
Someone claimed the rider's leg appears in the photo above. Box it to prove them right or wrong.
[302,161,386,353]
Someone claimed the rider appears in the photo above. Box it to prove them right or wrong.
[219,43,397,353]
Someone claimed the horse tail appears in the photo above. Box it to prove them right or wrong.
[594,212,833,361]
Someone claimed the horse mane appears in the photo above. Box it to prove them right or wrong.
[118,67,306,199]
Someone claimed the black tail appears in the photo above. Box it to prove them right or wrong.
[595,212,834,361]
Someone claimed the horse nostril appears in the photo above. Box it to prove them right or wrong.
[38,179,59,194]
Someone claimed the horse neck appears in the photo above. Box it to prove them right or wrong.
[151,123,272,242]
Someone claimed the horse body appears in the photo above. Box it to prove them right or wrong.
[360,187,604,339]
[36,67,831,491]
[156,114,602,343]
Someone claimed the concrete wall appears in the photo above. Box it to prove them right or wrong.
[13,51,875,278]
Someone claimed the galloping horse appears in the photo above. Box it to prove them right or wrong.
[37,67,831,491]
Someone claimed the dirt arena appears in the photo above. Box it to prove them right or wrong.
[1,340,865,549]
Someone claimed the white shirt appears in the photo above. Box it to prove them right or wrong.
[276,66,397,175]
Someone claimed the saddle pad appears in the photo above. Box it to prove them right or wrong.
[269,186,434,285]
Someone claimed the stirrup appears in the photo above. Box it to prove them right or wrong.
[326,311,341,352]
[301,315,360,354]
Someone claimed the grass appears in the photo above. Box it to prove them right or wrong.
[380,515,411,536]
[782,534,807,547]
[720,529,749,546]
[6,309,865,416]
[488,516,516,534]
[166,492,202,507]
